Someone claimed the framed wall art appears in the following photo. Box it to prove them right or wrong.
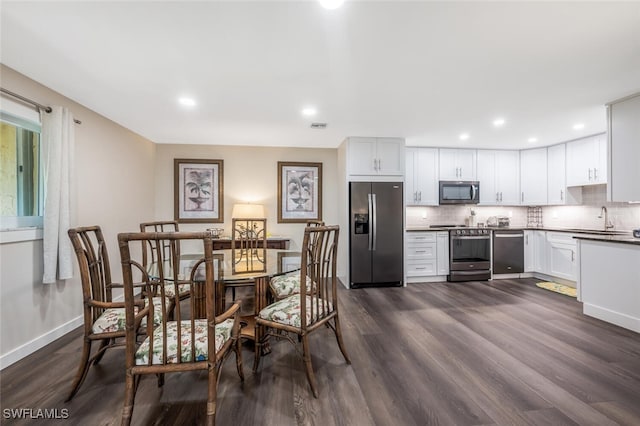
[277,161,322,223]
[174,159,224,223]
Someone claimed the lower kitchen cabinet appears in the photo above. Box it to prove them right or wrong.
[547,232,577,281]
[524,230,547,274]
[405,231,449,281]
[577,238,640,333]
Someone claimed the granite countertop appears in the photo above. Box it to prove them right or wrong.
[572,234,640,246]
[406,226,640,245]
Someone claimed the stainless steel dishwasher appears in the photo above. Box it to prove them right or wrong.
[492,230,524,274]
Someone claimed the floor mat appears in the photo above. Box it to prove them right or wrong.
[536,281,577,298]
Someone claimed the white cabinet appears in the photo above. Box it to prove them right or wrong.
[547,144,566,205]
[520,148,548,205]
[477,150,519,205]
[439,149,476,180]
[578,239,640,332]
[436,231,449,275]
[522,230,549,274]
[405,231,449,279]
[524,231,535,272]
[607,93,640,202]
[406,232,437,277]
[347,137,404,178]
[406,147,438,205]
[546,232,577,281]
[566,134,607,186]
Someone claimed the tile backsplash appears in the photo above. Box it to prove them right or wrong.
[406,185,640,231]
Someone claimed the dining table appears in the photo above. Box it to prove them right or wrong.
[150,247,301,349]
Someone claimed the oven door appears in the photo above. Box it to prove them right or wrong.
[450,235,491,271]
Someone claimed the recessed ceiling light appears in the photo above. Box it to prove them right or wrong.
[493,118,506,127]
[178,97,196,107]
[573,123,585,130]
[459,133,470,141]
[318,0,344,10]
[528,137,538,143]
[302,107,317,117]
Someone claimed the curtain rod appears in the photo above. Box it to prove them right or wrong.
[0,87,82,124]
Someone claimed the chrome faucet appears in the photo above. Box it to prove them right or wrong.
[598,206,614,230]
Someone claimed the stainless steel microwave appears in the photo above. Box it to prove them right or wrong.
[439,181,480,204]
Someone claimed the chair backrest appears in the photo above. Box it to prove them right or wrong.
[68,226,115,326]
[231,218,267,250]
[118,231,221,367]
[139,221,180,268]
[299,225,340,331]
[305,220,325,227]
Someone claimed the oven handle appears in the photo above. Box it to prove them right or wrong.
[494,233,524,238]
[471,184,477,201]
[451,236,491,240]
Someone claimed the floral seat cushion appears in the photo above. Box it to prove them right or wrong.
[160,283,190,299]
[91,297,170,334]
[258,295,333,328]
[135,319,234,365]
[269,272,312,299]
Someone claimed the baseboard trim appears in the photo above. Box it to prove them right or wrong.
[0,315,83,370]
[583,303,640,334]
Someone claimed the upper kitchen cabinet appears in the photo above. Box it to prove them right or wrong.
[607,92,640,202]
[406,147,438,205]
[547,143,581,205]
[346,137,405,180]
[439,149,476,181]
[476,150,519,205]
[566,134,607,186]
[520,147,547,205]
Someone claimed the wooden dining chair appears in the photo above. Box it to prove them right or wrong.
[139,220,190,301]
[66,226,171,401]
[118,231,243,426]
[255,225,351,397]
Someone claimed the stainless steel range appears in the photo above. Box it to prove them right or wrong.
[448,228,492,282]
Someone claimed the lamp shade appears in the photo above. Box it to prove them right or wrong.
[232,203,265,218]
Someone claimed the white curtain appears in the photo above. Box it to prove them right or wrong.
[41,106,75,284]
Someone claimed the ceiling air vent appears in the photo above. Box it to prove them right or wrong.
[310,122,327,129]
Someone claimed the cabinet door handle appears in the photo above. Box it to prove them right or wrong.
[378,158,382,170]
[521,192,524,202]
[500,192,503,202]
[496,192,499,202]
[571,250,575,262]
[594,168,598,180]
[419,191,422,201]
[525,235,529,244]
[560,190,564,201]
[415,250,427,253]
[588,168,592,180]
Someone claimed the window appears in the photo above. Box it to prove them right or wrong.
[0,110,43,229]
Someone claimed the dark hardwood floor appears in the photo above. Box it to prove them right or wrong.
[3,278,640,425]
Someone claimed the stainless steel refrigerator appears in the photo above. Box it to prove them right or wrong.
[349,182,404,288]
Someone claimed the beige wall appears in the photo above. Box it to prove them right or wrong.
[0,65,156,366]
[154,144,338,252]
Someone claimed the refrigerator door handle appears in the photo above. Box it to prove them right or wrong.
[367,193,373,251]
[372,193,377,251]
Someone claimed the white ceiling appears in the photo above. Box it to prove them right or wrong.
[1,1,639,149]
